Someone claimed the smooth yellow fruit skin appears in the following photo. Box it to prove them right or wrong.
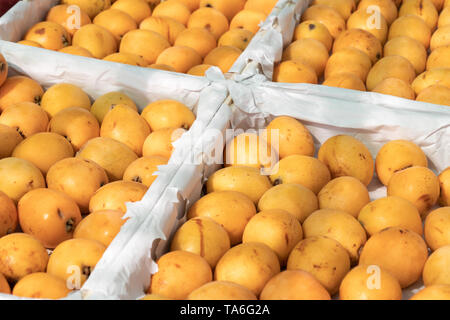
[218,29,254,51]
[412,68,450,95]
[371,78,416,100]
[61,0,111,19]
[0,125,22,159]
[358,196,423,236]
[399,0,438,31]
[0,76,44,112]
[366,56,416,91]
[410,285,450,300]
[91,92,137,124]
[339,265,403,300]
[425,207,450,251]
[384,36,427,75]
[0,191,17,237]
[150,250,212,300]
[359,227,429,288]
[333,29,382,64]
[72,24,117,59]
[12,273,71,300]
[375,139,428,186]
[439,168,450,206]
[187,281,257,300]
[0,273,10,294]
[0,233,49,282]
[273,60,318,84]
[388,15,431,49]
[325,48,372,82]
[302,4,346,39]
[141,99,195,131]
[423,245,450,286]
[287,236,351,295]
[215,242,280,296]
[40,83,91,118]
[123,156,168,187]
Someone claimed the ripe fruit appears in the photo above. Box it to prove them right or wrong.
[359,227,429,288]
[48,107,100,152]
[0,233,49,282]
[12,273,71,299]
[59,46,94,57]
[0,191,17,237]
[0,54,7,87]
[150,250,212,300]
[230,10,267,34]
[61,0,111,19]
[325,48,372,82]
[90,91,137,124]
[270,155,331,194]
[148,64,177,71]
[384,36,428,74]
[0,76,44,112]
[224,133,276,169]
[120,29,171,64]
[318,135,374,186]
[187,281,257,300]
[282,39,329,77]
[399,0,438,31]
[358,196,424,236]
[218,29,254,51]
[141,99,195,131]
[0,125,22,159]
[376,139,428,186]
[302,5,346,39]
[387,166,440,217]
[46,4,91,36]
[388,15,431,49]
[47,238,106,287]
[187,7,229,40]
[200,0,246,20]
[339,265,402,300]
[12,132,74,175]
[204,46,242,73]
[439,6,450,27]
[427,45,450,70]
[111,0,152,24]
[293,20,333,52]
[371,77,416,99]
[18,188,82,248]
[155,46,203,73]
[333,28,382,64]
[100,105,150,156]
[422,245,450,286]
[273,60,318,83]
[263,116,315,159]
[187,191,256,245]
[41,83,91,118]
[72,24,118,59]
[17,40,43,48]
[142,128,186,159]
[318,176,370,218]
[303,209,367,264]
[73,210,125,247]
[366,55,416,91]
[152,0,191,26]
[24,21,71,50]
[313,0,355,20]
[93,9,137,42]
[89,180,147,213]
[0,273,10,294]
[258,184,318,223]
[207,166,272,204]
[139,16,186,45]
[243,209,303,265]
[430,25,450,51]
[357,0,399,25]
[170,216,231,268]
[322,73,366,91]
[174,28,216,58]
[410,285,450,300]
[260,270,331,300]
[347,9,389,44]
[46,158,109,214]
[244,0,278,16]
[123,156,168,187]
[424,207,450,251]
[412,68,450,95]
[0,158,45,203]
[187,64,213,76]
[77,137,138,181]
[439,168,450,206]
[174,0,201,12]
[215,242,280,296]
[287,236,351,295]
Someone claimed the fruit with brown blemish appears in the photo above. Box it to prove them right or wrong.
[141,99,195,131]
[347,9,389,44]
[302,4,346,39]
[123,155,169,187]
[0,76,44,112]
[333,28,382,64]
[90,91,137,124]
[0,124,23,159]
[0,191,17,238]
[12,272,71,299]
[424,207,450,251]
[438,168,450,206]
[218,28,254,51]
[24,21,71,50]
[46,157,109,214]
[187,7,229,40]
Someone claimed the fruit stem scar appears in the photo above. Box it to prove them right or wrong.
[66,218,75,233]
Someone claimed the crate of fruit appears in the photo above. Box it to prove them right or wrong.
[0,0,297,79]
[0,36,230,300]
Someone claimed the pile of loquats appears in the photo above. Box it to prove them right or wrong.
[0,54,196,299]
[274,0,450,106]
[18,0,279,76]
